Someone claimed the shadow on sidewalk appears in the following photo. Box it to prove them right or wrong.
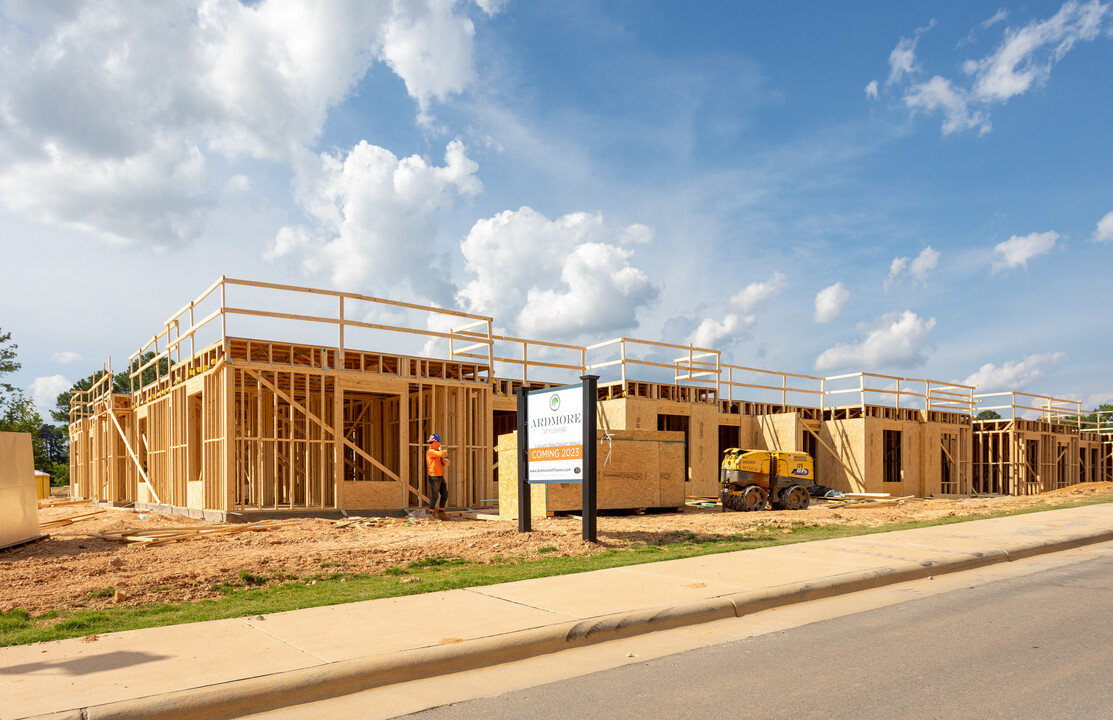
[0,650,169,677]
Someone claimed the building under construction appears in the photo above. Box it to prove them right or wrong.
[68,277,1113,519]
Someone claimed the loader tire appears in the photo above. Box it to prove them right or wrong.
[740,485,766,512]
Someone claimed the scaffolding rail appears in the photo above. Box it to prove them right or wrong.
[128,276,496,398]
[973,391,1083,424]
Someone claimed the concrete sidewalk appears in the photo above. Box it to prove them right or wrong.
[4,504,1113,720]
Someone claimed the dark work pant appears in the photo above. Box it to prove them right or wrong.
[428,475,448,510]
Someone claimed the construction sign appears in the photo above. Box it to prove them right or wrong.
[517,375,599,541]
[525,383,584,483]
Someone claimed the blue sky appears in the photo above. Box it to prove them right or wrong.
[1,0,1110,416]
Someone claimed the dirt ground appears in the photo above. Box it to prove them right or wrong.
[5,482,1113,616]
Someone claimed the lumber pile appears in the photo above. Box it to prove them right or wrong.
[335,516,426,529]
[87,519,299,547]
[819,493,926,509]
[39,510,107,531]
[38,498,95,509]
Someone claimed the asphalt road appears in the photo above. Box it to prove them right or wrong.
[407,552,1113,720]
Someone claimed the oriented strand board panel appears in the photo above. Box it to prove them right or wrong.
[598,397,656,432]
[597,399,627,431]
[497,432,554,519]
[0,432,39,549]
[817,417,866,493]
[686,402,721,497]
[338,480,404,510]
[497,430,685,517]
[920,419,972,496]
[755,412,800,453]
[865,418,922,496]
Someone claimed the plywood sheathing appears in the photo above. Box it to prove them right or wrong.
[754,412,801,453]
[806,407,972,496]
[497,429,686,518]
[0,432,40,550]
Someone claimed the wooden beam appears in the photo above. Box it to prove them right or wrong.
[247,368,405,487]
[106,410,162,505]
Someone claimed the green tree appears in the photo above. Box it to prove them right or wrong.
[0,391,46,468]
[0,327,21,403]
[38,424,67,464]
[1066,403,1113,433]
[975,409,1001,421]
[51,367,130,424]
[51,351,165,424]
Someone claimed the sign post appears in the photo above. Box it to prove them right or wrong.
[580,374,598,542]
[516,375,599,542]
[516,386,531,533]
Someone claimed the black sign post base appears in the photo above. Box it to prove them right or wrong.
[581,374,598,542]
[516,385,531,533]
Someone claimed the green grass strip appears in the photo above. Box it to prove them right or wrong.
[2,496,1109,647]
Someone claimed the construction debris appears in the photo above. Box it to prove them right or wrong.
[86,519,300,547]
[335,516,427,529]
[39,510,107,532]
[38,498,96,509]
[818,493,926,509]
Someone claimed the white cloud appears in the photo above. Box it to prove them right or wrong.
[1085,392,1113,409]
[813,282,850,323]
[1091,211,1113,243]
[0,136,212,249]
[962,352,1065,392]
[887,37,921,85]
[957,9,1010,47]
[991,231,1058,272]
[224,174,251,193]
[865,80,879,99]
[887,246,940,287]
[51,352,83,364]
[904,76,991,135]
[815,310,936,371]
[458,207,658,340]
[909,246,940,280]
[886,20,936,85]
[888,256,909,279]
[266,139,481,302]
[29,375,71,417]
[982,9,1010,29]
[887,1,1108,135]
[380,0,476,124]
[688,314,755,349]
[473,0,508,15]
[0,1,482,249]
[970,0,1108,103]
[730,272,787,312]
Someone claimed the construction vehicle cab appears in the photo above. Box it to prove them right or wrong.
[720,449,814,511]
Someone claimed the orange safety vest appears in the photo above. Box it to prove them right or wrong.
[426,446,448,476]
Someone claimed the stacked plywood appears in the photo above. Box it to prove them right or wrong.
[497,429,685,518]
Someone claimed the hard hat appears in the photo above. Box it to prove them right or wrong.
[428,433,441,443]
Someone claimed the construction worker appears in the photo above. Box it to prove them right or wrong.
[426,433,449,519]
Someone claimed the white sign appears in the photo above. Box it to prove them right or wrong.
[526,384,584,483]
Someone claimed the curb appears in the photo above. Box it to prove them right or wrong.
[25,528,1113,720]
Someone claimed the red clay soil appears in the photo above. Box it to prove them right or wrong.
[4,483,1111,615]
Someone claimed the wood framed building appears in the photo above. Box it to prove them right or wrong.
[69,277,1110,518]
[971,393,1113,495]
